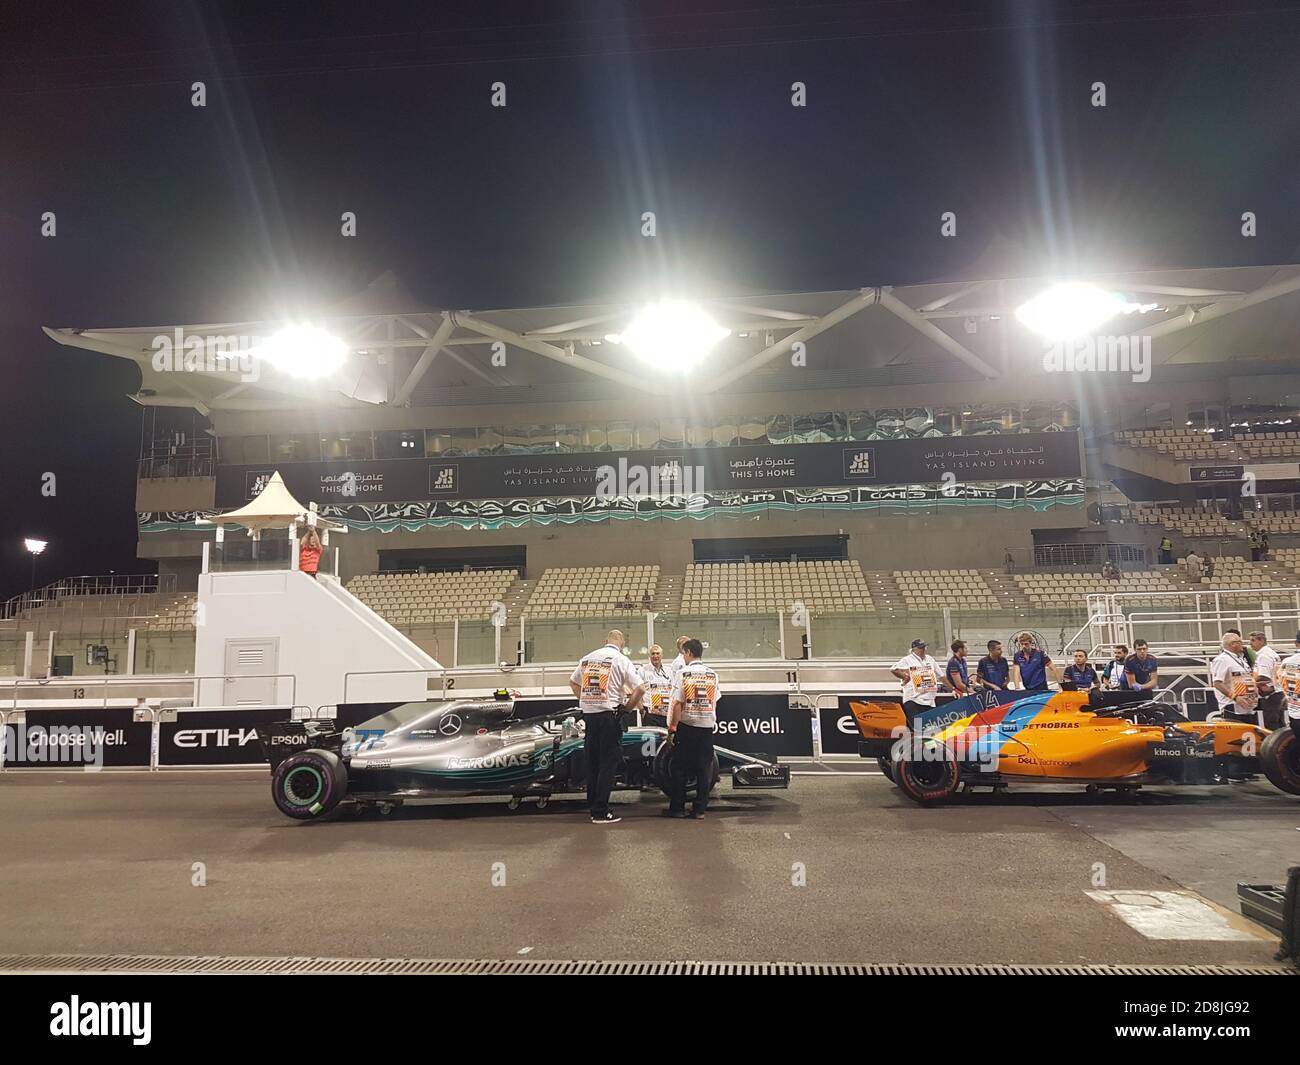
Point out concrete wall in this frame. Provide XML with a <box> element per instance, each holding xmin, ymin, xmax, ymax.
<box><xmin>194</xmin><ymin>570</ymin><xmax>438</xmax><ymax>709</ymax></box>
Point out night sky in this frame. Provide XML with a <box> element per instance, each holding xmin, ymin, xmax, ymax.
<box><xmin>2</xmin><ymin>0</ymin><xmax>1299</xmax><ymax>601</ymax></box>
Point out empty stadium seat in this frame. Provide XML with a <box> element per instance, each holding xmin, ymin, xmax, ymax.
<box><xmin>346</xmin><ymin>569</ymin><xmax>516</xmax><ymax>625</ymax></box>
<box><xmin>679</xmin><ymin>559</ymin><xmax>873</xmax><ymax>616</ymax></box>
<box><xmin>524</xmin><ymin>566</ymin><xmax>659</xmax><ymax>619</ymax></box>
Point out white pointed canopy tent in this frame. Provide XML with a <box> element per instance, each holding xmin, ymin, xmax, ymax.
<box><xmin>196</xmin><ymin>471</ymin><xmax>346</xmax><ymax>562</ymax></box>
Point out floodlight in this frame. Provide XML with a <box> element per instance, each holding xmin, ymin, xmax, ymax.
<box><xmin>24</xmin><ymin>539</ymin><xmax>47</xmax><ymax>555</ymax></box>
<box><xmin>255</xmin><ymin>324</ymin><xmax>349</xmax><ymax>378</ymax></box>
<box><xmin>1014</xmin><ymin>283</ymin><xmax>1128</xmax><ymax>341</ymax></box>
<box><xmin>606</xmin><ymin>300</ymin><xmax>729</xmax><ymax>371</ymax></box>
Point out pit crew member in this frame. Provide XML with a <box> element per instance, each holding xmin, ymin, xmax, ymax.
<box><xmin>1123</xmin><ymin>638</ymin><xmax>1159</xmax><ymax>693</ymax></box>
<box><xmin>891</xmin><ymin>638</ymin><xmax>951</xmax><ymax>726</ymax></box>
<box><xmin>639</xmin><ymin>644</ymin><xmax>673</xmax><ymax>727</ymax></box>
<box><xmin>570</xmin><ymin>629</ymin><xmax>645</xmax><ymax>824</ymax></box>
<box><xmin>1210</xmin><ymin>632</ymin><xmax>1259</xmax><ymax>724</ymax></box>
<box><xmin>664</xmin><ymin>638</ymin><xmax>721</xmax><ymax>820</ymax></box>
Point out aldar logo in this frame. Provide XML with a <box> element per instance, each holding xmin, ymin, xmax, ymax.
<box><xmin>429</xmin><ymin>463</ymin><xmax>458</xmax><ymax>494</ymax></box>
<box><xmin>246</xmin><ymin>470</ymin><xmax>275</xmax><ymax>500</ymax></box>
<box><xmin>595</xmin><ymin>457</ymin><xmax>705</xmax><ymax>504</ymax></box>
<box><xmin>842</xmin><ymin>448</ymin><xmax>876</xmax><ymax>479</ymax></box>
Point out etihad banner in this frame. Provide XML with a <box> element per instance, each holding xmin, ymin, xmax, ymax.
<box><xmin>142</xmin><ymin>479</ymin><xmax>1084</xmax><ymax>532</ymax></box>
<box><xmin>214</xmin><ymin>432</ymin><xmax>1080</xmax><ymax>505</ymax></box>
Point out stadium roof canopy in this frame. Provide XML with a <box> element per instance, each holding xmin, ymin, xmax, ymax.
<box><xmin>44</xmin><ymin>263</ymin><xmax>1300</xmax><ymax>414</ymax></box>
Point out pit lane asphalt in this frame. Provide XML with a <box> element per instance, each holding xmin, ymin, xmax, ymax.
<box><xmin>1</xmin><ymin>767</ymin><xmax>1295</xmax><ymax>966</ymax></box>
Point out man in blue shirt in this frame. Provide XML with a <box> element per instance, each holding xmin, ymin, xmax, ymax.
<box><xmin>976</xmin><ymin>639</ymin><xmax>1011</xmax><ymax>690</ymax></box>
<box><xmin>1062</xmin><ymin>649</ymin><xmax>1099</xmax><ymax>690</ymax></box>
<box><xmin>946</xmin><ymin>640</ymin><xmax>971</xmax><ymax>695</ymax></box>
<box><xmin>1124</xmin><ymin>639</ymin><xmax>1159</xmax><ymax>693</ymax></box>
<box><xmin>1012</xmin><ymin>632</ymin><xmax>1055</xmax><ymax>693</ymax></box>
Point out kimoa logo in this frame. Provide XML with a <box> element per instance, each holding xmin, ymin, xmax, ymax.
<box><xmin>448</xmin><ymin>753</ymin><xmax>531</xmax><ymax>769</ymax></box>
<box><xmin>50</xmin><ymin>996</ymin><xmax>151</xmax><ymax>1045</ymax></box>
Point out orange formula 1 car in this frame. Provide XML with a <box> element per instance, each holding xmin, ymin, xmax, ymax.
<box><xmin>850</xmin><ymin>688</ymin><xmax>1299</xmax><ymax>805</ymax></box>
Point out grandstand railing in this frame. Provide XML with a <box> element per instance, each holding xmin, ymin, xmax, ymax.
<box><xmin>1073</xmin><ymin>586</ymin><xmax>1300</xmax><ymax>660</ymax></box>
<box><xmin>1</xmin><ymin>574</ymin><xmax>178</xmax><ymax>621</ymax></box>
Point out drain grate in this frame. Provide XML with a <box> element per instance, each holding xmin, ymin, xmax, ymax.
<box><xmin>0</xmin><ymin>954</ymin><xmax>1292</xmax><ymax>976</ymax></box>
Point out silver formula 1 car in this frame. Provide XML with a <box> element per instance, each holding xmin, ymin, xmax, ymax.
<box><xmin>257</xmin><ymin>696</ymin><xmax>791</xmax><ymax>819</ymax></box>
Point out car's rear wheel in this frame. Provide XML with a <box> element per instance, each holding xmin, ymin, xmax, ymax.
<box><xmin>272</xmin><ymin>749</ymin><xmax>347</xmax><ymax>819</ymax></box>
<box><xmin>876</xmin><ymin>755</ymin><xmax>895</xmax><ymax>782</ymax></box>
<box><xmin>893</xmin><ymin>740</ymin><xmax>959</xmax><ymax>805</ymax></box>
<box><xmin>1260</xmin><ymin>727</ymin><xmax>1300</xmax><ymax>796</ymax></box>
<box><xmin>653</xmin><ymin>744</ymin><xmax>721</xmax><ymax>799</ymax></box>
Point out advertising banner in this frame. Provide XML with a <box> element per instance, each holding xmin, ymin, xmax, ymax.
<box><xmin>215</xmin><ymin>433</ymin><xmax>1080</xmax><ymax>506</ymax></box>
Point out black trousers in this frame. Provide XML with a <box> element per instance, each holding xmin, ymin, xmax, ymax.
<box><xmin>1258</xmin><ymin>691</ymin><xmax>1287</xmax><ymax>730</ymax></box>
<box><xmin>668</xmin><ymin>724</ymin><xmax>716</xmax><ymax>814</ymax></box>
<box><xmin>902</xmin><ymin>700</ymin><xmax>932</xmax><ymax>728</ymax></box>
<box><xmin>583</xmin><ymin>711</ymin><xmax>624</xmax><ymax>817</ymax></box>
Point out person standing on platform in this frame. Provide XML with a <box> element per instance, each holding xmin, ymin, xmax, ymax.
<box><xmin>1159</xmin><ymin>535</ymin><xmax>1174</xmax><ymax>565</ymax></box>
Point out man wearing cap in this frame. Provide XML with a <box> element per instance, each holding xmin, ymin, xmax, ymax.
<box><xmin>569</xmin><ymin>629</ymin><xmax>645</xmax><ymax>824</ymax></box>
<box><xmin>891</xmin><ymin>638</ymin><xmax>952</xmax><ymax>727</ymax></box>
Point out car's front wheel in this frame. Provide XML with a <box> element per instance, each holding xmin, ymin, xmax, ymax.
<box><xmin>272</xmin><ymin>749</ymin><xmax>348</xmax><ymax>819</ymax></box>
<box><xmin>653</xmin><ymin>744</ymin><xmax>721</xmax><ymax>799</ymax></box>
<box><xmin>1260</xmin><ymin>727</ymin><xmax>1300</xmax><ymax>796</ymax></box>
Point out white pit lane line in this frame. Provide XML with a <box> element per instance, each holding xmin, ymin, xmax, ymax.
<box><xmin>1086</xmin><ymin>890</ymin><xmax>1271</xmax><ymax>942</ymax></box>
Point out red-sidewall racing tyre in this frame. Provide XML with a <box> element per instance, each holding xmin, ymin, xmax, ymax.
<box><xmin>653</xmin><ymin>744</ymin><xmax>721</xmax><ymax>799</ymax></box>
<box><xmin>272</xmin><ymin>749</ymin><xmax>348</xmax><ymax>819</ymax></box>
<box><xmin>893</xmin><ymin>740</ymin><xmax>960</xmax><ymax>805</ymax></box>
<box><xmin>1260</xmin><ymin>727</ymin><xmax>1300</xmax><ymax>796</ymax></box>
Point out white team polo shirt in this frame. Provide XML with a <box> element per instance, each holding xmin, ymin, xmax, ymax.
<box><xmin>640</xmin><ymin>661</ymin><xmax>674</xmax><ymax>717</ymax></box>
<box><xmin>571</xmin><ymin>644</ymin><xmax>641</xmax><ymax>715</ymax></box>
<box><xmin>671</xmin><ymin>660</ymin><xmax>722</xmax><ymax>729</ymax></box>
<box><xmin>1210</xmin><ymin>650</ymin><xmax>1257</xmax><ymax>715</ymax></box>
<box><xmin>1279</xmin><ymin>651</ymin><xmax>1300</xmax><ymax>722</ymax></box>
<box><xmin>893</xmin><ymin>651</ymin><xmax>942</xmax><ymax>706</ymax></box>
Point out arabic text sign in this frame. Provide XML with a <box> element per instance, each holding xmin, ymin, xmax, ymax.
<box><xmin>217</xmin><ymin>433</ymin><xmax>1080</xmax><ymax>505</ymax></box>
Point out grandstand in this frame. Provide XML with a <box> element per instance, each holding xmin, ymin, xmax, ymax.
<box><xmin>681</xmin><ymin>560</ymin><xmax>871</xmax><ymax>615</ymax></box>
<box><xmin>525</xmin><ymin>565</ymin><xmax>659</xmax><ymax>619</ymax></box>
<box><xmin>348</xmin><ymin>569</ymin><xmax>515</xmax><ymax>624</ymax></box>
<box><xmin>13</xmin><ymin>262</ymin><xmax>1298</xmax><ymax>672</ymax></box>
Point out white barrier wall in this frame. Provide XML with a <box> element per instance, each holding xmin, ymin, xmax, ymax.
<box><xmin>194</xmin><ymin>570</ymin><xmax>438</xmax><ymax>711</ymax></box>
